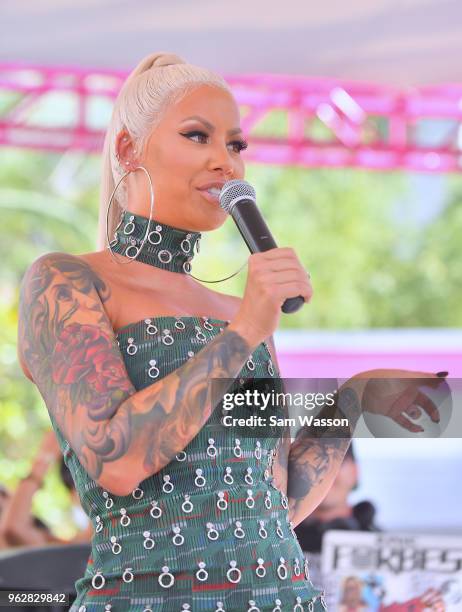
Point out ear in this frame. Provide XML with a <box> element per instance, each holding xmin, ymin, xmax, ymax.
<box><xmin>115</xmin><ymin>129</ymin><xmax>138</xmax><ymax>169</ymax></box>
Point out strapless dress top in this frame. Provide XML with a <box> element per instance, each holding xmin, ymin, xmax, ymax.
<box><xmin>48</xmin><ymin>315</ymin><xmax>326</xmax><ymax>612</ymax></box>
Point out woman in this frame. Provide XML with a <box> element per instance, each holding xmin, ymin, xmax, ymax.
<box><xmin>17</xmin><ymin>52</ymin><xmax>445</xmax><ymax>611</ymax></box>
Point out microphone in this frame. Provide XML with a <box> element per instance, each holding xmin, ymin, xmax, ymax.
<box><xmin>219</xmin><ymin>179</ymin><xmax>305</xmax><ymax>314</ymax></box>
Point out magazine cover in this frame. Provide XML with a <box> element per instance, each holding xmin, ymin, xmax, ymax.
<box><xmin>320</xmin><ymin>530</ymin><xmax>462</xmax><ymax>611</ymax></box>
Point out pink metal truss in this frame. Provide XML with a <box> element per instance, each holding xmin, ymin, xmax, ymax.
<box><xmin>1</xmin><ymin>62</ymin><xmax>462</xmax><ymax>172</ymax></box>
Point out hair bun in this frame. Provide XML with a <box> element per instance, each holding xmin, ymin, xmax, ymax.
<box><xmin>149</xmin><ymin>52</ymin><xmax>186</xmax><ymax>69</ymax></box>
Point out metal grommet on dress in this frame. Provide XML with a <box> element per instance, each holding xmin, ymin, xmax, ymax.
<box><xmin>158</xmin><ymin>249</ymin><xmax>172</xmax><ymax>264</ymax></box>
<box><xmin>272</xmin><ymin>599</ymin><xmax>282</xmax><ymax>612</ymax></box>
<box><xmin>226</xmin><ymin>560</ymin><xmax>241</xmax><ymax>584</ymax></box>
<box><xmin>194</xmin><ymin>326</ymin><xmax>206</xmax><ymax>342</ymax></box>
<box><xmin>246</xmin><ymin>355</ymin><xmax>255</xmax><ymax>371</ymax></box>
<box><xmin>162</xmin><ymin>475</ymin><xmax>174</xmax><ymax>493</ymax></box>
<box><xmin>110</xmin><ymin>535</ymin><xmax>121</xmax><ymax>555</ymax></box>
<box><xmin>148</xmin><ymin>225</ymin><xmax>163</xmax><ymax>245</ymax></box>
<box><xmin>256</xmin><ymin>557</ymin><xmax>266</xmax><ymax>578</ymax></box>
<box><xmin>122</xmin><ymin>567</ymin><xmax>134</xmax><ymax>583</ymax></box>
<box><xmin>258</xmin><ymin>520</ymin><xmax>268</xmax><ymax>539</ymax></box>
<box><xmin>148</xmin><ymin>359</ymin><xmax>160</xmax><ymax>379</ymax></box>
<box><xmin>206</xmin><ymin>522</ymin><xmax>219</xmax><ymax>541</ymax></box>
<box><xmin>195</xmin><ymin>561</ymin><xmax>208</xmax><ymax>582</ymax></box>
<box><xmin>217</xmin><ymin>491</ymin><xmax>228</xmax><ymax>510</ymax></box>
<box><xmin>202</xmin><ymin>316</ymin><xmax>214</xmax><ymax>330</ymax></box>
<box><xmin>127</xmin><ymin>337</ymin><xmax>138</xmax><ymax>356</ymax></box>
<box><xmin>176</xmin><ymin>450</ymin><xmax>187</xmax><ymax>462</ymax></box>
<box><xmin>120</xmin><ymin>508</ymin><xmax>131</xmax><ymax>527</ymax></box>
<box><xmin>161</xmin><ymin>329</ymin><xmax>174</xmax><ymax>345</ymax></box>
<box><xmin>180</xmin><ymin>234</ymin><xmax>192</xmax><ymax>253</ymax></box>
<box><xmin>194</xmin><ymin>468</ymin><xmax>206</xmax><ymax>487</ymax></box>
<box><xmin>233</xmin><ymin>438</ymin><xmax>242</xmax><ymax>458</ymax></box>
<box><xmin>102</xmin><ymin>491</ymin><xmax>113</xmax><ymax>509</ymax></box>
<box><xmin>95</xmin><ymin>515</ymin><xmax>103</xmax><ymax>533</ymax></box>
<box><xmin>123</xmin><ymin>215</ymin><xmax>135</xmax><ymax>235</ymax></box>
<box><xmin>125</xmin><ymin>239</ymin><xmax>140</xmax><ymax>259</ymax></box>
<box><xmin>158</xmin><ymin>566</ymin><xmax>175</xmax><ymax>589</ymax></box>
<box><xmin>277</xmin><ymin>557</ymin><xmax>288</xmax><ymax>580</ymax></box>
<box><xmin>143</xmin><ymin>530</ymin><xmax>155</xmax><ymax>550</ymax></box>
<box><xmin>207</xmin><ymin>438</ymin><xmax>217</xmax><ymax>457</ymax></box>
<box><xmin>215</xmin><ymin>602</ymin><xmax>225</xmax><ymax>612</ymax></box>
<box><xmin>244</xmin><ymin>467</ymin><xmax>253</xmax><ymax>485</ymax></box>
<box><xmin>304</xmin><ymin>558</ymin><xmax>310</xmax><ymax>581</ymax></box>
<box><xmin>293</xmin><ymin>596</ymin><xmax>304</xmax><ymax>612</ymax></box>
<box><xmin>150</xmin><ymin>500</ymin><xmax>162</xmax><ymax>519</ymax></box>
<box><xmin>182</xmin><ymin>494</ymin><xmax>193</xmax><ymax>513</ymax></box>
<box><xmin>233</xmin><ymin>521</ymin><xmax>245</xmax><ymax>539</ymax></box>
<box><xmin>264</xmin><ymin>490</ymin><xmax>272</xmax><ymax>509</ymax></box>
<box><xmin>91</xmin><ymin>570</ymin><xmax>105</xmax><ymax>590</ymax></box>
<box><xmin>293</xmin><ymin>557</ymin><xmax>301</xmax><ymax>576</ymax></box>
<box><xmin>245</xmin><ymin>489</ymin><xmax>255</xmax><ymax>509</ymax></box>
<box><xmin>132</xmin><ymin>486</ymin><xmax>144</xmax><ymax>500</ymax></box>
<box><xmin>276</xmin><ymin>519</ymin><xmax>284</xmax><ymax>539</ymax></box>
<box><xmin>247</xmin><ymin>600</ymin><xmax>260</xmax><ymax>612</ymax></box>
<box><xmin>172</xmin><ymin>526</ymin><xmax>185</xmax><ymax>546</ymax></box>
<box><xmin>254</xmin><ymin>441</ymin><xmax>262</xmax><ymax>460</ymax></box>
<box><xmin>145</xmin><ymin>318</ymin><xmax>158</xmax><ymax>335</ymax></box>
<box><xmin>224</xmin><ymin>466</ymin><xmax>234</xmax><ymax>485</ymax></box>
<box><xmin>175</xmin><ymin>317</ymin><xmax>186</xmax><ymax>329</ymax></box>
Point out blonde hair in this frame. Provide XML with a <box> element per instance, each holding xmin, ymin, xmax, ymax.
<box><xmin>97</xmin><ymin>51</ymin><xmax>232</xmax><ymax>250</ymax></box>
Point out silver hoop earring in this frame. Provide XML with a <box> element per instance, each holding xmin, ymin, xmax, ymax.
<box><xmin>105</xmin><ymin>165</ymin><xmax>154</xmax><ymax>265</ymax></box>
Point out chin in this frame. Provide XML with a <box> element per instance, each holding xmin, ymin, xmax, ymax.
<box><xmin>189</xmin><ymin>206</ymin><xmax>228</xmax><ymax>232</ymax></box>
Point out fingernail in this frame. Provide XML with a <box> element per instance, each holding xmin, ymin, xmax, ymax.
<box><xmin>436</xmin><ymin>371</ymin><xmax>449</xmax><ymax>378</ymax></box>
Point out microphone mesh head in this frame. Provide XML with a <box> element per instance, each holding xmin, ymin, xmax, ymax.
<box><xmin>219</xmin><ymin>179</ymin><xmax>256</xmax><ymax>213</ymax></box>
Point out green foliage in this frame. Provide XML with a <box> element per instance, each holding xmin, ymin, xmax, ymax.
<box><xmin>1</xmin><ymin>146</ymin><xmax>461</xmax><ymax>537</ymax></box>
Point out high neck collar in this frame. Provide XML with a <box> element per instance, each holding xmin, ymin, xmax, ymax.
<box><xmin>109</xmin><ymin>210</ymin><xmax>201</xmax><ymax>274</ymax></box>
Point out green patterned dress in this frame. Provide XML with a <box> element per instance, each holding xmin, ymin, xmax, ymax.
<box><xmin>49</xmin><ymin>315</ymin><xmax>326</xmax><ymax>612</ymax></box>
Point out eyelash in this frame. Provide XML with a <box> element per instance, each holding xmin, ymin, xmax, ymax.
<box><xmin>181</xmin><ymin>130</ymin><xmax>248</xmax><ymax>153</ymax></box>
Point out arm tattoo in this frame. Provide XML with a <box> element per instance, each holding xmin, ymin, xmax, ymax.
<box><xmin>18</xmin><ymin>253</ymin><xmax>252</xmax><ymax>490</ymax></box>
<box><xmin>286</xmin><ymin>386</ymin><xmax>360</xmax><ymax>521</ymax></box>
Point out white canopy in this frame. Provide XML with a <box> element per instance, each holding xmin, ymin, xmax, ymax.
<box><xmin>1</xmin><ymin>0</ymin><xmax>461</xmax><ymax>87</ymax></box>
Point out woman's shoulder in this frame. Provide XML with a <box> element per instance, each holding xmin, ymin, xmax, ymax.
<box><xmin>22</xmin><ymin>250</ymin><xmax>99</xmax><ymax>279</ymax></box>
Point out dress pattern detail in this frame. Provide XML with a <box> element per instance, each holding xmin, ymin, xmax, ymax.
<box><xmin>48</xmin><ymin>315</ymin><xmax>326</xmax><ymax>611</ymax></box>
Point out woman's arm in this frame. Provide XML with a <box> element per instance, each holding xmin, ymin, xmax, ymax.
<box><xmin>287</xmin><ymin>379</ymin><xmax>366</xmax><ymax>526</ymax></box>
<box><xmin>0</xmin><ymin>479</ymin><xmax>52</xmax><ymax>547</ymax></box>
<box><xmin>18</xmin><ymin>252</ymin><xmax>257</xmax><ymax>497</ymax></box>
<box><xmin>0</xmin><ymin>430</ymin><xmax>62</xmax><ymax>547</ymax></box>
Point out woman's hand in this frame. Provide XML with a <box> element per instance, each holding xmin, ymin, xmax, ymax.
<box><xmin>230</xmin><ymin>247</ymin><xmax>312</xmax><ymax>350</ymax></box>
<box><xmin>359</xmin><ymin>369</ymin><xmax>447</xmax><ymax>433</ymax></box>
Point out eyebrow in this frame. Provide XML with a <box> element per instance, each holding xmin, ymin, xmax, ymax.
<box><xmin>180</xmin><ymin>115</ymin><xmax>243</xmax><ymax>136</ymax></box>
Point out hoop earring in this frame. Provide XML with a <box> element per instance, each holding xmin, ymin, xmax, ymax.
<box><xmin>105</xmin><ymin>165</ymin><xmax>154</xmax><ymax>265</ymax></box>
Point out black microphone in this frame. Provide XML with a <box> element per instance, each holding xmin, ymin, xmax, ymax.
<box><xmin>219</xmin><ymin>179</ymin><xmax>305</xmax><ymax>314</ymax></box>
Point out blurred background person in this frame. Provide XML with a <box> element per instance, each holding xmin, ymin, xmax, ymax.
<box><xmin>0</xmin><ymin>430</ymin><xmax>92</xmax><ymax>548</ymax></box>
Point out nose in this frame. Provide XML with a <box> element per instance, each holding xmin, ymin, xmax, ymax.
<box><xmin>207</xmin><ymin>144</ymin><xmax>235</xmax><ymax>178</ymax></box>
